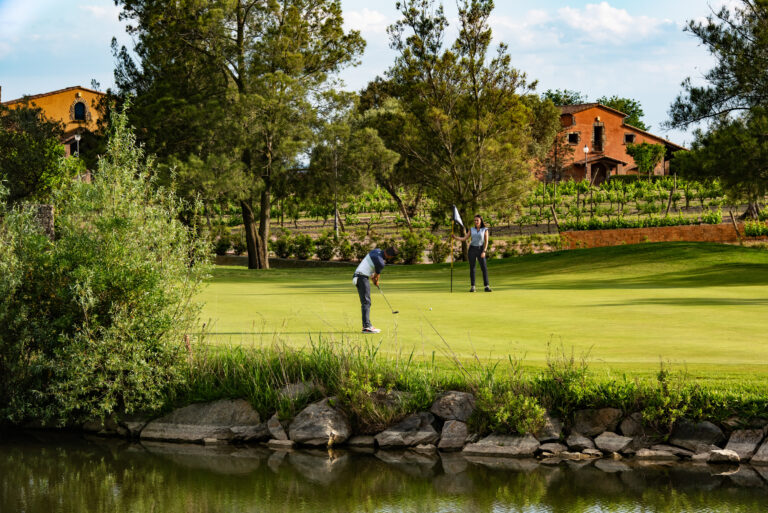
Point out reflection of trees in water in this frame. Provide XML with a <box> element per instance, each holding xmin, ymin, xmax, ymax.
<box><xmin>0</xmin><ymin>435</ymin><xmax>767</xmax><ymax>513</ymax></box>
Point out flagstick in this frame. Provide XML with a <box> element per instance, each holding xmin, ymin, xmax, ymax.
<box><xmin>450</xmin><ymin>220</ymin><xmax>454</xmax><ymax>293</ymax></box>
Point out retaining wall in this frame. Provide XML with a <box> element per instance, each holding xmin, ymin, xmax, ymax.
<box><xmin>560</xmin><ymin>223</ymin><xmax>755</xmax><ymax>250</ymax></box>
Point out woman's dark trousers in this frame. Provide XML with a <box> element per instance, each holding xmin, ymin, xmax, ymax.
<box><xmin>468</xmin><ymin>245</ymin><xmax>489</xmax><ymax>287</ymax></box>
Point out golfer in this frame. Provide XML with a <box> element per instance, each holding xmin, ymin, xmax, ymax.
<box><xmin>353</xmin><ymin>247</ymin><xmax>398</xmax><ymax>333</ymax></box>
<box><xmin>452</xmin><ymin>214</ymin><xmax>492</xmax><ymax>292</ymax></box>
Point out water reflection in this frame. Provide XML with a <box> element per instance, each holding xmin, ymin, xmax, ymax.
<box><xmin>0</xmin><ymin>432</ymin><xmax>766</xmax><ymax>513</ymax></box>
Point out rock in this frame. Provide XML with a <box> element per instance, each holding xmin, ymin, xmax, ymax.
<box><xmin>650</xmin><ymin>444</ymin><xmax>694</xmax><ymax>458</ymax></box>
<box><xmin>267</xmin><ymin>439</ymin><xmax>294</xmax><ymax>450</ymax></box>
<box><xmin>82</xmin><ymin>417</ymin><xmax>121</xmax><ymax>436</ymax></box>
<box><xmin>566</xmin><ymin>431</ymin><xmax>595</xmax><ymax>452</ymax></box>
<box><xmin>429</xmin><ymin>391</ymin><xmax>475</xmax><ymax>421</ymax></box>
<box><xmin>573</xmin><ymin>408</ymin><xmax>623</xmax><ymax>437</ymax></box>
<box><xmin>120</xmin><ymin>415</ymin><xmax>150</xmax><ymax>438</ymax></box>
<box><xmin>140</xmin><ymin>399</ymin><xmax>266</xmax><ymax>443</ymax></box>
<box><xmin>582</xmin><ymin>448</ymin><xmax>603</xmax><ymax>458</ymax></box>
<box><xmin>619</xmin><ymin>412</ymin><xmax>644</xmax><ymax>437</ymax></box>
<box><xmin>413</xmin><ymin>444</ymin><xmax>437</xmax><ymax>454</ymax></box>
<box><xmin>668</xmin><ymin>419</ymin><xmax>725</xmax><ymax>452</ymax></box>
<box><xmin>375</xmin><ymin>412</ymin><xmax>439</xmax><ymax>449</ymax></box>
<box><xmin>438</xmin><ymin>420</ymin><xmax>469</xmax><ymax>452</ymax></box>
<box><xmin>724</xmin><ymin>429</ymin><xmax>764</xmax><ymax>461</ymax></box>
<box><xmin>594</xmin><ymin>432</ymin><xmax>632</xmax><ymax>453</ymax></box>
<box><xmin>634</xmin><ymin>448</ymin><xmax>679</xmax><ymax>461</ymax></box>
<box><xmin>560</xmin><ymin>451</ymin><xmax>588</xmax><ymax>461</ymax></box>
<box><xmin>346</xmin><ymin>435</ymin><xmax>375</xmax><ymax>448</ymax></box>
<box><xmin>691</xmin><ymin>452</ymin><xmax>710</xmax><ymax>462</ymax></box>
<box><xmin>708</xmin><ymin>449</ymin><xmax>740</xmax><ymax>464</ymax></box>
<box><xmin>538</xmin><ymin>442</ymin><xmax>567</xmax><ymax>455</ymax></box>
<box><xmin>462</xmin><ymin>433</ymin><xmax>540</xmax><ymax>458</ymax></box>
<box><xmin>288</xmin><ymin>398</ymin><xmax>350</xmax><ymax>447</ymax></box>
<box><xmin>751</xmin><ymin>438</ymin><xmax>768</xmax><ymax>465</ymax></box>
<box><xmin>535</xmin><ymin>413</ymin><xmax>563</xmax><ymax>442</ymax></box>
<box><xmin>463</xmin><ymin>455</ymin><xmax>539</xmax><ymax>472</ymax></box>
<box><xmin>595</xmin><ymin>459</ymin><xmax>631</xmax><ymax>473</ymax></box>
<box><xmin>267</xmin><ymin>414</ymin><xmax>288</xmax><ymax>441</ymax></box>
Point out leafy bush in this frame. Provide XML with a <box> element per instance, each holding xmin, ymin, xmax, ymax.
<box><xmin>270</xmin><ymin>230</ymin><xmax>293</xmax><ymax>258</ymax></box>
<box><xmin>352</xmin><ymin>241</ymin><xmax>370</xmax><ymax>261</ymax></box>
<box><xmin>399</xmin><ymin>230</ymin><xmax>429</xmax><ymax>264</ymax></box>
<box><xmin>315</xmin><ymin>231</ymin><xmax>337</xmax><ymax>261</ymax></box>
<box><xmin>292</xmin><ymin>234</ymin><xmax>314</xmax><ymax>260</ymax></box>
<box><xmin>429</xmin><ymin>237</ymin><xmax>450</xmax><ymax>263</ymax></box>
<box><xmin>0</xmin><ymin>108</ymin><xmax>211</xmax><ymax>425</ymax></box>
<box><xmin>701</xmin><ymin>208</ymin><xmax>723</xmax><ymax>225</ymax></box>
<box><xmin>213</xmin><ymin>228</ymin><xmax>232</xmax><ymax>255</ymax></box>
<box><xmin>337</xmin><ymin>236</ymin><xmax>354</xmax><ymax>261</ymax></box>
<box><xmin>745</xmin><ymin>221</ymin><xmax>768</xmax><ymax>237</ymax></box>
<box><xmin>232</xmin><ymin>231</ymin><xmax>247</xmax><ymax>255</ymax></box>
<box><xmin>472</xmin><ymin>384</ymin><xmax>546</xmax><ymax>435</ymax></box>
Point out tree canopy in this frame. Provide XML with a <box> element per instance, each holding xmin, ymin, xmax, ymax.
<box><xmin>597</xmin><ymin>95</ymin><xmax>648</xmax><ymax>131</ymax></box>
<box><xmin>542</xmin><ymin>89</ymin><xmax>588</xmax><ymax>106</ymax></box>
<box><xmin>385</xmin><ymin>0</ymin><xmax>559</xmax><ymax>228</ymax></box>
<box><xmin>114</xmin><ymin>0</ymin><xmax>365</xmax><ymax>268</ymax></box>
<box><xmin>668</xmin><ymin>1</ymin><xmax>768</xmax><ymax>128</ymax></box>
<box><xmin>0</xmin><ymin>104</ymin><xmax>76</xmax><ymax>204</ymax></box>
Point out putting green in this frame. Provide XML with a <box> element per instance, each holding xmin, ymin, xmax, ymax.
<box><xmin>199</xmin><ymin>242</ymin><xmax>768</xmax><ymax>373</ymax></box>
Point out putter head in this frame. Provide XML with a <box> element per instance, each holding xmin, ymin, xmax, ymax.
<box><xmin>393</xmin><ymin>310</ymin><xmax>399</xmax><ymax>314</ymax></box>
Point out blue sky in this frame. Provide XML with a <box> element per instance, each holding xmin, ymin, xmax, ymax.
<box><xmin>0</xmin><ymin>0</ymin><xmax>737</xmax><ymax>145</ymax></box>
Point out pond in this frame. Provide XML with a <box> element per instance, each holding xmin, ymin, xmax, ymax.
<box><xmin>1</xmin><ymin>432</ymin><xmax>767</xmax><ymax>512</ymax></box>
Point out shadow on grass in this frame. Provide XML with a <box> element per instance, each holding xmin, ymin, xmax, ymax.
<box><xmin>590</xmin><ymin>297</ymin><xmax>768</xmax><ymax>307</ymax></box>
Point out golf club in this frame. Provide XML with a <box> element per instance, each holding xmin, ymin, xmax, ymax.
<box><xmin>376</xmin><ymin>284</ymin><xmax>399</xmax><ymax>314</ymax></box>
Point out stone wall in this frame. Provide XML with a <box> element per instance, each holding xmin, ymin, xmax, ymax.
<box><xmin>34</xmin><ymin>204</ymin><xmax>55</xmax><ymax>240</ymax></box>
<box><xmin>560</xmin><ymin>223</ymin><xmax>760</xmax><ymax>250</ymax></box>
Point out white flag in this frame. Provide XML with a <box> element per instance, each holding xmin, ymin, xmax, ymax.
<box><xmin>451</xmin><ymin>205</ymin><xmax>464</xmax><ymax>229</ymax></box>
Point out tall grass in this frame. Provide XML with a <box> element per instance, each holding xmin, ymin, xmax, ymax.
<box><xmin>173</xmin><ymin>335</ymin><xmax>768</xmax><ymax>437</ymax></box>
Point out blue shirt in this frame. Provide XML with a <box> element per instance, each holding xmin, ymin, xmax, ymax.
<box><xmin>354</xmin><ymin>248</ymin><xmax>387</xmax><ymax>277</ymax></box>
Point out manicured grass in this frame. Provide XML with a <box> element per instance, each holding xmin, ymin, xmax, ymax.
<box><xmin>199</xmin><ymin>242</ymin><xmax>768</xmax><ymax>380</ymax></box>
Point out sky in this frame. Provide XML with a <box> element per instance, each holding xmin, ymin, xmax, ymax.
<box><xmin>0</xmin><ymin>0</ymin><xmax>739</xmax><ymax>145</ymax></box>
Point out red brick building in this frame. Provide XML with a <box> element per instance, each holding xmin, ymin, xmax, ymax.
<box><xmin>552</xmin><ymin>103</ymin><xmax>685</xmax><ymax>184</ymax></box>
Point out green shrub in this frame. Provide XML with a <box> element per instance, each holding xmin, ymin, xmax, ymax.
<box><xmin>232</xmin><ymin>231</ymin><xmax>247</xmax><ymax>255</ymax></box>
<box><xmin>472</xmin><ymin>384</ymin><xmax>546</xmax><ymax>435</ymax></box>
<box><xmin>337</xmin><ymin>236</ymin><xmax>354</xmax><ymax>261</ymax></box>
<box><xmin>701</xmin><ymin>208</ymin><xmax>723</xmax><ymax>225</ymax></box>
<box><xmin>745</xmin><ymin>221</ymin><xmax>768</xmax><ymax>237</ymax></box>
<box><xmin>315</xmin><ymin>231</ymin><xmax>337</xmax><ymax>261</ymax></box>
<box><xmin>213</xmin><ymin>226</ymin><xmax>231</xmax><ymax>255</ymax></box>
<box><xmin>352</xmin><ymin>241</ymin><xmax>370</xmax><ymax>261</ymax></box>
<box><xmin>429</xmin><ymin>237</ymin><xmax>450</xmax><ymax>263</ymax></box>
<box><xmin>398</xmin><ymin>230</ymin><xmax>429</xmax><ymax>264</ymax></box>
<box><xmin>292</xmin><ymin>234</ymin><xmax>314</xmax><ymax>260</ymax></box>
<box><xmin>271</xmin><ymin>230</ymin><xmax>293</xmax><ymax>258</ymax></box>
<box><xmin>0</xmin><ymin>108</ymin><xmax>211</xmax><ymax>425</ymax></box>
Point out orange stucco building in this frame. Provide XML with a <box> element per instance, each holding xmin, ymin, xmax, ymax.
<box><xmin>553</xmin><ymin>103</ymin><xmax>685</xmax><ymax>184</ymax></box>
<box><xmin>1</xmin><ymin>85</ymin><xmax>106</xmax><ymax>157</ymax></box>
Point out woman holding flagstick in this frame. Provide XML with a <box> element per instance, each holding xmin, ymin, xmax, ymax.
<box><xmin>452</xmin><ymin>214</ymin><xmax>492</xmax><ymax>292</ymax></box>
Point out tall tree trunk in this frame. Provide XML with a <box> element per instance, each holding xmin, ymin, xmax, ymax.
<box><xmin>258</xmin><ymin>184</ymin><xmax>271</xmax><ymax>269</ymax></box>
<box><xmin>241</xmin><ymin>200</ymin><xmax>264</xmax><ymax>269</ymax></box>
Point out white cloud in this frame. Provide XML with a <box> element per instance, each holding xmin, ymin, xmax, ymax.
<box><xmin>558</xmin><ymin>2</ymin><xmax>673</xmax><ymax>42</ymax></box>
<box><xmin>80</xmin><ymin>4</ymin><xmax>123</xmax><ymax>20</ymax></box>
<box><xmin>344</xmin><ymin>8</ymin><xmax>390</xmax><ymax>36</ymax></box>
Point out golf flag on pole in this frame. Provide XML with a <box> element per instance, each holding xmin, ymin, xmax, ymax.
<box><xmin>451</xmin><ymin>205</ymin><xmax>464</xmax><ymax>229</ymax></box>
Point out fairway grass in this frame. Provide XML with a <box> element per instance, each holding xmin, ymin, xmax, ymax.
<box><xmin>198</xmin><ymin>242</ymin><xmax>768</xmax><ymax>380</ymax></box>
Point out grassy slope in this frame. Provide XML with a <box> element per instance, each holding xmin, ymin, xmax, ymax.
<box><xmin>199</xmin><ymin>242</ymin><xmax>768</xmax><ymax>379</ymax></box>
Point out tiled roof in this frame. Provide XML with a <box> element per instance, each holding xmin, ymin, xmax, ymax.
<box><xmin>2</xmin><ymin>85</ymin><xmax>105</xmax><ymax>105</ymax></box>
<box><xmin>558</xmin><ymin>103</ymin><xmax>600</xmax><ymax>115</ymax></box>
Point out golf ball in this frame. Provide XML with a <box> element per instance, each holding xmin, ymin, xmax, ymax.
<box><xmin>429</xmin><ymin>307</ymin><xmax>432</xmax><ymax>311</ymax></box>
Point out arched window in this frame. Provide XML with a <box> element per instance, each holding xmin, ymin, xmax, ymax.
<box><xmin>74</xmin><ymin>102</ymin><xmax>86</xmax><ymax>121</ymax></box>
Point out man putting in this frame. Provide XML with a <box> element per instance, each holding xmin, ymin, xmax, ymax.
<box><xmin>353</xmin><ymin>246</ymin><xmax>398</xmax><ymax>334</ymax></box>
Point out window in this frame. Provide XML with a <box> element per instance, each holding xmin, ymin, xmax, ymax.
<box><xmin>567</xmin><ymin>132</ymin><xmax>580</xmax><ymax>145</ymax></box>
<box><xmin>593</xmin><ymin>125</ymin><xmax>604</xmax><ymax>152</ymax></box>
<box><xmin>74</xmin><ymin>102</ymin><xmax>86</xmax><ymax>121</ymax></box>
<box><xmin>624</xmin><ymin>133</ymin><xmax>636</xmax><ymax>144</ymax></box>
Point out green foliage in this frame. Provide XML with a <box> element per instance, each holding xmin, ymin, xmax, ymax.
<box><xmin>561</xmin><ymin>214</ymin><xmax>695</xmax><ymax>231</ymax></box>
<box><xmin>745</xmin><ymin>221</ymin><xmax>768</xmax><ymax>237</ymax></box>
<box><xmin>473</xmin><ymin>383</ymin><xmax>546</xmax><ymax>435</ymax></box>
<box><xmin>315</xmin><ymin>231</ymin><xmax>337</xmax><ymax>261</ymax></box>
<box><xmin>541</xmin><ymin>89</ymin><xmax>588</xmax><ymax>105</ymax></box>
<box><xmin>0</xmin><ymin>103</ymin><xmax>71</xmax><ymax>204</ymax></box>
<box><xmin>337</xmin><ymin>235</ymin><xmax>354</xmax><ymax>261</ymax></box>
<box><xmin>429</xmin><ymin>237</ymin><xmax>451</xmax><ymax>264</ymax></box>
<box><xmin>596</xmin><ymin>95</ymin><xmax>648</xmax><ymax>130</ymax></box>
<box><xmin>398</xmin><ymin>229</ymin><xmax>430</xmax><ymax>265</ymax></box>
<box><xmin>701</xmin><ymin>208</ymin><xmax>723</xmax><ymax>225</ymax></box>
<box><xmin>270</xmin><ymin>230</ymin><xmax>293</xmax><ymax>259</ymax></box>
<box><xmin>626</xmin><ymin>142</ymin><xmax>666</xmax><ymax>178</ymax></box>
<box><xmin>291</xmin><ymin>234</ymin><xmax>314</xmax><ymax>260</ymax></box>
<box><xmin>0</xmin><ymin>108</ymin><xmax>211</xmax><ymax>425</ymax></box>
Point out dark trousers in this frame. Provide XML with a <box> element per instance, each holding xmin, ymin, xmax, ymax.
<box><xmin>468</xmin><ymin>245</ymin><xmax>489</xmax><ymax>287</ymax></box>
<box><xmin>355</xmin><ymin>274</ymin><xmax>371</xmax><ymax>328</ymax></box>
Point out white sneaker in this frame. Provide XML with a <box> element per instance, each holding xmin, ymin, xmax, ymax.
<box><xmin>362</xmin><ymin>326</ymin><xmax>381</xmax><ymax>334</ymax></box>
